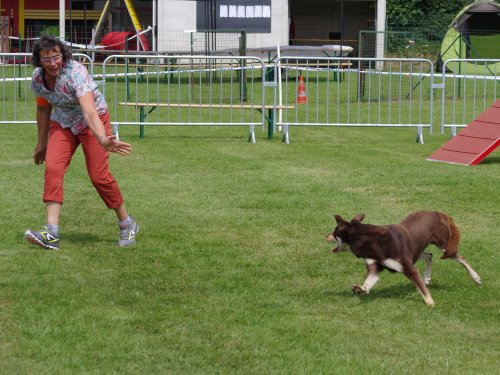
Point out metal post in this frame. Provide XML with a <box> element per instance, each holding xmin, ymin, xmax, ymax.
<box><xmin>267</xmin><ymin>109</ymin><xmax>274</xmax><ymax>140</ymax></box>
<box><xmin>17</xmin><ymin>33</ymin><xmax>21</xmax><ymax>97</ymax></box>
<box><xmin>282</xmin><ymin>124</ymin><xmax>289</xmax><ymax>144</ymax></box>
<box><xmin>248</xmin><ymin>124</ymin><xmax>256</xmax><ymax>143</ymax></box>
<box><xmin>125</xmin><ymin>42</ymin><xmax>129</xmax><ymax>101</ymax></box>
<box><xmin>139</xmin><ymin>105</ymin><xmax>145</xmax><ymax>138</ymax></box>
<box><xmin>239</xmin><ymin>31</ymin><xmax>247</xmax><ymax>102</ymax></box>
<box><xmin>59</xmin><ymin>0</ymin><xmax>65</xmax><ymax>40</ymax></box>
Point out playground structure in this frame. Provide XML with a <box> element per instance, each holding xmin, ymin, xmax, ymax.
<box><xmin>0</xmin><ymin>0</ymin><xmax>150</xmax><ymax>53</ymax></box>
<box><xmin>94</xmin><ymin>0</ymin><xmax>149</xmax><ymax>52</ymax></box>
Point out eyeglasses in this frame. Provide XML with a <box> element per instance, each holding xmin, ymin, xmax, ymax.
<box><xmin>40</xmin><ymin>54</ymin><xmax>62</xmax><ymax>64</ymax></box>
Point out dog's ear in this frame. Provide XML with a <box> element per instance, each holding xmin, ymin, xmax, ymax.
<box><xmin>334</xmin><ymin>214</ymin><xmax>346</xmax><ymax>224</ymax></box>
<box><xmin>351</xmin><ymin>213</ymin><xmax>365</xmax><ymax>223</ymax></box>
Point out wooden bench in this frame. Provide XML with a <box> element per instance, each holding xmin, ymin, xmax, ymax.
<box><xmin>118</xmin><ymin>102</ymin><xmax>295</xmax><ymax>142</ymax></box>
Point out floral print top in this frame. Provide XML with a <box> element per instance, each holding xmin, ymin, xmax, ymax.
<box><xmin>31</xmin><ymin>59</ymin><xmax>107</xmax><ymax>134</ymax></box>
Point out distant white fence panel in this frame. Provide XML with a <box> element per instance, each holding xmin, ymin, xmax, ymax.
<box><xmin>0</xmin><ymin>53</ymin><xmax>92</xmax><ymax>125</ymax></box>
<box><xmin>1</xmin><ymin>52</ymin><xmax>499</xmax><ymax>144</ymax></box>
<box><xmin>272</xmin><ymin>57</ymin><xmax>435</xmax><ymax>144</ymax></box>
<box><xmin>102</xmin><ymin>54</ymin><xmax>267</xmax><ymax>143</ymax></box>
<box><xmin>439</xmin><ymin>59</ymin><xmax>499</xmax><ymax>135</ymax></box>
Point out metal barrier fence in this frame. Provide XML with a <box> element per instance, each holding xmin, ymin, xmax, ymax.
<box><xmin>0</xmin><ymin>53</ymin><xmax>33</xmax><ymax>125</ymax></box>
<box><xmin>0</xmin><ymin>53</ymin><xmax>93</xmax><ymax>125</ymax></box>
<box><xmin>273</xmin><ymin>57</ymin><xmax>434</xmax><ymax>143</ymax></box>
<box><xmin>101</xmin><ymin>54</ymin><xmax>267</xmax><ymax>143</ymax></box>
<box><xmin>1</xmin><ymin>52</ymin><xmax>499</xmax><ymax>144</ymax></box>
<box><xmin>439</xmin><ymin>59</ymin><xmax>500</xmax><ymax>135</ymax></box>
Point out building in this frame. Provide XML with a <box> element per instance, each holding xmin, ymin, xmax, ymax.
<box><xmin>0</xmin><ymin>0</ymin><xmax>383</xmax><ymax>55</ymax></box>
<box><xmin>158</xmin><ymin>0</ymin><xmax>378</xmax><ymax>53</ymax></box>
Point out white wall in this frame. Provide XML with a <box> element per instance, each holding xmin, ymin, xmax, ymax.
<box><xmin>247</xmin><ymin>0</ymin><xmax>289</xmax><ymax>48</ymax></box>
<box><xmin>157</xmin><ymin>0</ymin><xmax>197</xmax><ymax>52</ymax></box>
<box><xmin>157</xmin><ymin>0</ymin><xmax>289</xmax><ymax>52</ymax></box>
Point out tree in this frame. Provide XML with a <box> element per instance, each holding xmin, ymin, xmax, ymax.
<box><xmin>387</xmin><ymin>0</ymin><xmax>475</xmax><ymax>33</ymax></box>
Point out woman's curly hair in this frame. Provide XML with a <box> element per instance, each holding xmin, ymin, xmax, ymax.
<box><xmin>31</xmin><ymin>36</ymin><xmax>72</xmax><ymax>67</ymax></box>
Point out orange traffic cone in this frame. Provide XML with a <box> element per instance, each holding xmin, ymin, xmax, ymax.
<box><xmin>296</xmin><ymin>75</ymin><xmax>307</xmax><ymax>104</ymax></box>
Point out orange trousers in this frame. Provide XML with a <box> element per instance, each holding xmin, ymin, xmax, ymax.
<box><xmin>43</xmin><ymin>112</ymin><xmax>124</xmax><ymax>209</ymax></box>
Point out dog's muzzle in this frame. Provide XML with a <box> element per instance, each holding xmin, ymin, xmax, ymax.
<box><xmin>326</xmin><ymin>233</ymin><xmax>349</xmax><ymax>253</ymax></box>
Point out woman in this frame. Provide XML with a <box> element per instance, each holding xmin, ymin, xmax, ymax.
<box><xmin>25</xmin><ymin>36</ymin><xmax>138</xmax><ymax>250</ymax></box>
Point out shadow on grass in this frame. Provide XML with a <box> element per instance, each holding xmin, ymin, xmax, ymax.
<box><xmin>65</xmin><ymin>232</ymin><xmax>102</xmax><ymax>245</ymax></box>
<box><xmin>322</xmin><ymin>281</ymin><xmax>450</xmax><ymax>303</ymax></box>
<box><xmin>479</xmin><ymin>155</ymin><xmax>500</xmax><ymax>165</ymax></box>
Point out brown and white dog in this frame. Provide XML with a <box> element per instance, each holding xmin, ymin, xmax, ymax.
<box><xmin>325</xmin><ymin>211</ymin><xmax>482</xmax><ymax>306</ymax></box>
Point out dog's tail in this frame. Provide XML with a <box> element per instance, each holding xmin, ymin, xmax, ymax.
<box><xmin>438</xmin><ymin>212</ymin><xmax>460</xmax><ymax>259</ymax></box>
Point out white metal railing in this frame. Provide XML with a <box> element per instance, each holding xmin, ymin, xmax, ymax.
<box><xmin>0</xmin><ymin>53</ymin><xmax>93</xmax><ymax>125</ymax></box>
<box><xmin>101</xmin><ymin>54</ymin><xmax>267</xmax><ymax>143</ymax></box>
<box><xmin>440</xmin><ymin>59</ymin><xmax>499</xmax><ymax>135</ymax></box>
<box><xmin>273</xmin><ymin>57</ymin><xmax>434</xmax><ymax>144</ymax></box>
<box><xmin>1</xmin><ymin>52</ymin><xmax>499</xmax><ymax>144</ymax></box>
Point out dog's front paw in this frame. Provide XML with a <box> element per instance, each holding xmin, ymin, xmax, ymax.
<box><xmin>352</xmin><ymin>284</ymin><xmax>368</xmax><ymax>295</ymax></box>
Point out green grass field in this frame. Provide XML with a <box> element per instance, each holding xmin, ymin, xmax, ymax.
<box><xmin>1</xmin><ymin>121</ymin><xmax>499</xmax><ymax>374</ymax></box>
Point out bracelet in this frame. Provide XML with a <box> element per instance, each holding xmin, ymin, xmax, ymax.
<box><xmin>97</xmin><ymin>135</ymin><xmax>104</xmax><ymax>145</ymax></box>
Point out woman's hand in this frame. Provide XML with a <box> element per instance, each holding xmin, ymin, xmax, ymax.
<box><xmin>99</xmin><ymin>135</ymin><xmax>132</xmax><ymax>156</ymax></box>
<box><xmin>33</xmin><ymin>143</ymin><xmax>47</xmax><ymax>165</ymax></box>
